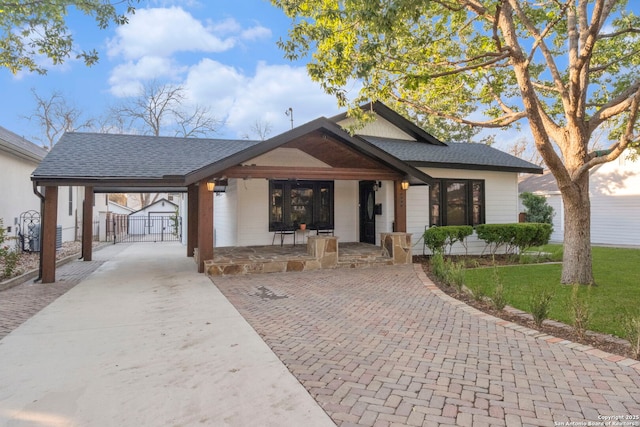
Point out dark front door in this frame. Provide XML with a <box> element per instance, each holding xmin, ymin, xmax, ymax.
<box><xmin>359</xmin><ymin>181</ymin><xmax>376</xmax><ymax>244</ymax></box>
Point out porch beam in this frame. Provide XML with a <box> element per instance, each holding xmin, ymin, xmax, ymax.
<box><xmin>221</xmin><ymin>166</ymin><xmax>402</xmax><ymax>181</ymax></box>
<box><xmin>187</xmin><ymin>184</ymin><xmax>198</xmax><ymax>258</ymax></box>
<box><xmin>82</xmin><ymin>186</ymin><xmax>93</xmax><ymax>261</ymax></box>
<box><xmin>394</xmin><ymin>180</ymin><xmax>407</xmax><ymax>232</ymax></box>
<box><xmin>197</xmin><ymin>180</ymin><xmax>213</xmax><ymax>273</ymax></box>
<box><xmin>41</xmin><ymin>186</ymin><xmax>59</xmax><ymax>283</ymax></box>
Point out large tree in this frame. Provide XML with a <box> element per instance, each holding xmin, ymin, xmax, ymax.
<box><xmin>1</xmin><ymin>0</ymin><xmax>137</xmax><ymax>74</ymax></box>
<box><xmin>273</xmin><ymin>0</ymin><xmax>640</xmax><ymax>285</ymax></box>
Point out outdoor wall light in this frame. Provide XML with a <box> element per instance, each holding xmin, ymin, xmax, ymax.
<box><xmin>206</xmin><ymin>180</ymin><xmax>216</xmax><ymax>192</ymax></box>
<box><xmin>373</xmin><ymin>181</ymin><xmax>382</xmax><ymax>191</ymax></box>
<box><xmin>401</xmin><ymin>180</ymin><xmax>410</xmax><ymax>191</ymax></box>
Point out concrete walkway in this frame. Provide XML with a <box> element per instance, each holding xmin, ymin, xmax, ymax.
<box><xmin>0</xmin><ymin>243</ymin><xmax>335</xmax><ymax>427</ymax></box>
<box><xmin>212</xmin><ymin>265</ymin><xmax>640</xmax><ymax>427</ymax></box>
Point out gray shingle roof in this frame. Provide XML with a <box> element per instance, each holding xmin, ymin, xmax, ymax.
<box><xmin>519</xmin><ymin>170</ymin><xmax>559</xmax><ymax>193</ymax></box>
<box><xmin>362</xmin><ymin>136</ymin><xmax>543</xmax><ymax>173</ymax></box>
<box><xmin>0</xmin><ymin>126</ymin><xmax>48</xmax><ymax>161</ymax></box>
<box><xmin>32</xmin><ymin>132</ymin><xmax>261</xmax><ymax>180</ymax></box>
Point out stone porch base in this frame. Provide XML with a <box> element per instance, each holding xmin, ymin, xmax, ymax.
<box><xmin>204</xmin><ymin>233</ymin><xmax>412</xmax><ymax>277</ymax></box>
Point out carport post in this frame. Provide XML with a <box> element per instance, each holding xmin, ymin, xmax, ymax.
<box><xmin>197</xmin><ymin>179</ymin><xmax>213</xmax><ymax>273</ymax></box>
<box><xmin>82</xmin><ymin>186</ymin><xmax>94</xmax><ymax>261</ymax></box>
<box><xmin>41</xmin><ymin>186</ymin><xmax>59</xmax><ymax>283</ymax></box>
<box><xmin>187</xmin><ymin>184</ymin><xmax>198</xmax><ymax>258</ymax></box>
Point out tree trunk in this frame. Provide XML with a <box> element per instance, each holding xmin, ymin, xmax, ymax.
<box><xmin>560</xmin><ymin>173</ymin><xmax>595</xmax><ymax>285</ymax></box>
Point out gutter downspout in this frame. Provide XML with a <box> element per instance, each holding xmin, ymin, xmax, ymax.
<box><xmin>32</xmin><ymin>181</ymin><xmax>45</xmax><ymax>283</ymax></box>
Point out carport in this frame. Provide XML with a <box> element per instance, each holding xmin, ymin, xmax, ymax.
<box><xmin>30</xmin><ymin>133</ymin><xmax>262</xmax><ymax>283</ymax></box>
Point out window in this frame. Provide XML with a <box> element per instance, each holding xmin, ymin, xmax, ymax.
<box><xmin>269</xmin><ymin>180</ymin><xmax>334</xmax><ymax>230</ymax></box>
<box><xmin>429</xmin><ymin>179</ymin><xmax>485</xmax><ymax>226</ymax></box>
<box><xmin>68</xmin><ymin>186</ymin><xmax>73</xmax><ymax>216</ymax></box>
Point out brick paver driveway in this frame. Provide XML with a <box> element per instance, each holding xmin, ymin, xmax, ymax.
<box><xmin>211</xmin><ymin>264</ymin><xmax>640</xmax><ymax>427</ymax></box>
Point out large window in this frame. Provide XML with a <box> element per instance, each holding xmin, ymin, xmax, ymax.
<box><xmin>429</xmin><ymin>179</ymin><xmax>485</xmax><ymax>226</ymax></box>
<box><xmin>269</xmin><ymin>180</ymin><xmax>334</xmax><ymax>231</ymax></box>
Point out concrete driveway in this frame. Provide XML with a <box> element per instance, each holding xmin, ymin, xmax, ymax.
<box><xmin>0</xmin><ymin>243</ymin><xmax>335</xmax><ymax>427</ymax></box>
<box><xmin>211</xmin><ymin>265</ymin><xmax>640</xmax><ymax>427</ymax></box>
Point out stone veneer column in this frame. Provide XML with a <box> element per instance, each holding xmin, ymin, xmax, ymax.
<box><xmin>307</xmin><ymin>236</ymin><xmax>338</xmax><ymax>268</ymax></box>
<box><xmin>380</xmin><ymin>232</ymin><xmax>413</xmax><ymax>265</ymax></box>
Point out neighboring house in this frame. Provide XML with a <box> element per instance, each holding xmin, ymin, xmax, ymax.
<box><xmin>519</xmin><ymin>156</ymin><xmax>640</xmax><ymax>246</ymax></box>
<box><xmin>0</xmin><ymin>126</ymin><xmax>47</xmax><ymax>237</ymax></box>
<box><xmin>0</xmin><ymin>125</ymin><xmax>108</xmax><ymax>248</ymax></box>
<box><xmin>127</xmin><ymin>198</ymin><xmax>179</xmax><ymax>237</ymax></box>
<box><xmin>107</xmin><ymin>200</ymin><xmax>135</xmax><ymax>215</ymax></box>
<box><xmin>31</xmin><ymin>102</ymin><xmax>542</xmax><ymax>280</ymax></box>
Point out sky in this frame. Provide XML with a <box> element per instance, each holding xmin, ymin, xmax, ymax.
<box><xmin>0</xmin><ymin>0</ymin><xmax>345</xmax><ymax>146</ymax></box>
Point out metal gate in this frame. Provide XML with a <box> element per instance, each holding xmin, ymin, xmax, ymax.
<box><xmin>108</xmin><ymin>214</ymin><xmax>182</xmax><ymax>243</ymax></box>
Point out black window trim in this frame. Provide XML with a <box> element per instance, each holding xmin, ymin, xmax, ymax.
<box><xmin>429</xmin><ymin>178</ymin><xmax>485</xmax><ymax>226</ymax></box>
<box><xmin>268</xmin><ymin>180</ymin><xmax>334</xmax><ymax>231</ymax></box>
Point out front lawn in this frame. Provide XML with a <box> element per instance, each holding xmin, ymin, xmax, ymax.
<box><xmin>463</xmin><ymin>245</ymin><xmax>640</xmax><ymax>339</ymax></box>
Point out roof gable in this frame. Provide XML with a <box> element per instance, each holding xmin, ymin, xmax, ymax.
<box><xmin>331</xmin><ymin>101</ymin><xmax>446</xmax><ymax>146</ymax></box>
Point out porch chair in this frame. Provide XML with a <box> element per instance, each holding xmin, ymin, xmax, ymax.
<box><xmin>272</xmin><ymin>223</ymin><xmax>296</xmax><ymax>246</ymax></box>
<box><xmin>315</xmin><ymin>223</ymin><xmax>334</xmax><ymax>236</ymax></box>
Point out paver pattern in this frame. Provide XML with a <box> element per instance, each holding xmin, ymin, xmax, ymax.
<box><xmin>0</xmin><ymin>260</ymin><xmax>103</xmax><ymax>339</ymax></box>
<box><xmin>212</xmin><ymin>264</ymin><xmax>640</xmax><ymax>427</ymax></box>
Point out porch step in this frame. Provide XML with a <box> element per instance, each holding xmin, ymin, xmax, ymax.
<box><xmin>337</xmin><ymin>254</ymin><xmax>394</xmax><ymax>269</ymax></box>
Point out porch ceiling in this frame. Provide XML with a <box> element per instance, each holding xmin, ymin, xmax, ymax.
<box><xmin>217</xmin><ymin>130</ymin><xmax>406</xmax><ymax>181</ymax></box>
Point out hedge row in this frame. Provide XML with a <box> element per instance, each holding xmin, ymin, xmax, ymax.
<box><xmin>422</xmin><ymin>223</ymin><xmax>552</xmax><ymax>255</ymax></box>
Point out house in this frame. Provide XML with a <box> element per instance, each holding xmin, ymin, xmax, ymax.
<box><xmin>0</xmin><ymin>126</ymin><xmax>47</xmax><ymax>237</ymax></box>
<box><xmin>30</xmin><ymin>102</ymin><xmax>542</xmax><ymax>282</ymax></box>
<box><xmin>0</xmin><ymin>126</ymin><xmax>103</xmax><ymax>248</ymax></box>
<box><xmin>519</xmin><ymin>156</ymin><xmax>640</xmax><ymax>246</ymax></box>
<box><xmin>126</xmin><ymin>198</ymin><xmax>180</xmax><ymax>240</ymax></box>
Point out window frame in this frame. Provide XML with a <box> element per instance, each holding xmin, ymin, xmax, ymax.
<box><xmin>429</xmin><ymin>179</ymin><xmax>485</xmax><ymax>227</ymax></box>
<box><xmin>269</xmin><ymin>180</ymin><xmax>334</xmax><ymax>231</ymax></box>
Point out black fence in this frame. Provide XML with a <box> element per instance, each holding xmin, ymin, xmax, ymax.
<box><xmin>108</xmin><ymin>214</ymin><xmax>182</xmax><ymax>243</ymax></box>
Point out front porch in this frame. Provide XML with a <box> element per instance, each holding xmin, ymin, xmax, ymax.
<box><xmin>203</xmin><ymin>233</ymin><xmax>412</xmax><ymax>276</ymax></box>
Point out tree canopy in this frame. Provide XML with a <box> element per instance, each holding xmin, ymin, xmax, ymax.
<box><xmin>273</xmin><ymin>0</ymin><xmax>640</xmax><ymax>285</ymax></box>
<box><xmin>0</xmin><ymin>0</ymin><xmax>137</xmax><ymax>74</ymax></box>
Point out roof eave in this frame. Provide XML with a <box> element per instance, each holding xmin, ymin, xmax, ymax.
<box><xmin>408</xmin><ymin>161</ymin><xmax>544</xmax><ymax>175</ymax></box>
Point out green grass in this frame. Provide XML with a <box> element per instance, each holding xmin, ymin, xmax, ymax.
<box><xmin>463</xmin><ymin>245</ymin><xmax>640</xmax><ymax>338</ymax></box>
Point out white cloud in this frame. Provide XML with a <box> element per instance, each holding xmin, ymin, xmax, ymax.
<box><xmin>106</xmin><ymin>7</ymin><xmax>242</xmax><ymax>60</ymax></box>
<box><xmin>105</xmin><ymin>6</ymin><xmax>337</xmax><ymax>138</ymax></box>
<box><xmin>109</xmin><ymin>56</ymin><xmax>187</xmax><ymax>96</ymax></box>
<box><xmin>184</xmin><ymin>60</ymin><xmax>340</xmax><ymax>138</ymax></box>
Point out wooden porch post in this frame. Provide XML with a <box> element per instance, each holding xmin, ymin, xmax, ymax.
<box><xmin>41</xmin><ymin>186</ymin><xmax>59</xmax><ymax>283</ymax></box>
<box><xmin>197</xmin><ymin>180</ymin><xmax>214</xmax><ymax>273</ymax></box>
<box><xmin>187</xmin><ymin>184</ymin><xmax>198</xmax><ymax>258</ymax></box>
<box><xmin>82</xmin><ymin>186</ymin><xmax>94</xmax><ymax>261</ymax></box>
<box><xmin>394</xmin><ymin>180</ymin><xmax>407</xmax><ymax>232</ymax></box>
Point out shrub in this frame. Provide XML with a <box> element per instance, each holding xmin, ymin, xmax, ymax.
<box><xmin>491</xmin><ymin>268</ymin><xmax>507</xmax><ymax>310</ymax></box>
<box><xmin>476</xmin><ymin>223</ymin><xmax>552</xmax><ymax>256</ymax></box>
<box><xmin>423</xmin><ymin>226</ymin><xmax>473</xmax><ymax>255</ymax></box>
<box><xmin>0</xmin><ymin>218</ymin><xmax>20</xmax><ymax>280</ymax></box>
<box><xmin>622</xmin><ymin>316</ymin><xmax>640</xmax><ymax>359</ymax></box>
<box><xmin>529</xmin><ymin>290</ymin><xmax>554</xmax><ymax>328</ymax></box>
<box><xmin>446</xmin><ymin>259</ymin><xmax>465</xmax><ymax>293</ymax></box>
<box><xmin>430</xmin><ymin>252</ymin><xmax>447</xmax><ymax>283</ymax></box>
<box><xmin>570</xmin><ymin>285</ymin><xmax>591</xmax><ymax>341</ymax></box>
<box><xmin>520</xmin><ymin>192</ymin><xmax>554</xmax><ymax>225</ymax></box>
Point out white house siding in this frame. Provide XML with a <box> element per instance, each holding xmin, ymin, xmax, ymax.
<box><xmin>213</xmin><ymin>180</ymin><xmax>238</xmax><ymax>247</ymax></box>
<box><xmin>228</xmin><ymin>178</ymin><xmax>360</xmax><ymax>247</ymax></box>
<box><xmin>406</xmin><ymin>185</ymin><xmax>430</xmax><ymax>256</ymax></box>
<box><xmin>0</xmin><ymin>150</ymin><xmax>41</xmax><ymax>234</ymax></box>
<box><xmin>544</xmin><ymin>193</ymin><xmax>564</xmax><ymax>242</ymax></box>
<box><xmin>334</xmin><ymin>180</ymin><xmax>358</xmax><ymax>243</ymax></box>
<box><xmin>589</xmin><ymin>158</ymin><xmax>640</xmax><ymax>246</ymax></box>
<box><xmin>418</xmin><ymin>168</ymin><xmax>520</xmax><ymax>255</ymax></box>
